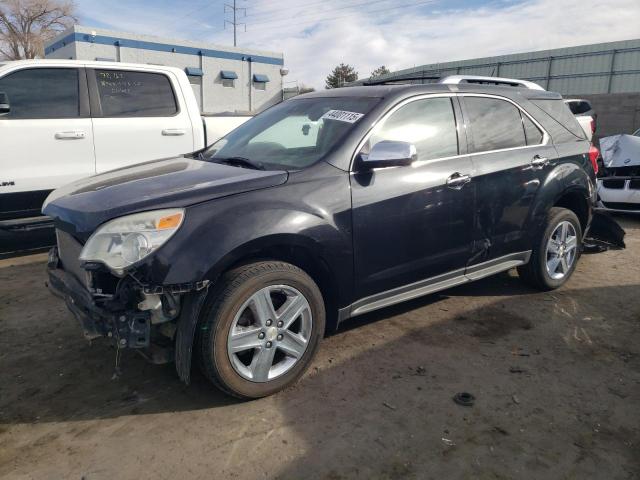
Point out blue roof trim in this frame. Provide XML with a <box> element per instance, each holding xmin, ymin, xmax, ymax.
<box><xmin>253</xmin><ymin>74</ymin><xmax>270</xmax><ymax>83</ymax></box>
<box><xmin>185</xmin><ymin>67</ymin><xmax>204</xmax><ymax>76</ymax></box>
<box><xmin>45</xmin><ymin>32</ymin><xmax>284</xmax><ymax>66</ymax></box>
<box><xmin>220</xmin><ymin>70</ymin><xmax>238</xmax><ymax>79</ymax></box>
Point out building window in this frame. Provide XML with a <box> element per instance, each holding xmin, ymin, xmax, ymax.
<box><xmin>185</xmin><ymin>67</ymin><xmax>204</xmax><ymax>77</ymax></box>
<box><xmin>253</xmin><ymin>73</ymin><xmax>269</xmax><ymax>91</ymax></box>
<box><xmin>220</xmin><ymin>70</ymin><xmax>238</xmax><ymax>88</ymax></box>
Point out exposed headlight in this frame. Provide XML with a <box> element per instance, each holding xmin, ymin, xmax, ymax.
<box><xmin>80</xmin><ymin>209</ymin><xmax>184</xmax><ymax>275</ymax></box>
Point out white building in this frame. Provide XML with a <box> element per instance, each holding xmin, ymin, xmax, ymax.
<box><xmin>45</xmin><ymin>25</ymin><xmax>285</xmax><ymax>114</ymax></box>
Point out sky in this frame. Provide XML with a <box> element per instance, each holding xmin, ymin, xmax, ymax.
<box><xmin>74</xmin><ymin>0</ymin><xmax>640</xmax><ymax>89</ymax></box>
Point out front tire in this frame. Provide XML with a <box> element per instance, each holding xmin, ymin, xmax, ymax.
<box><xmin>197</xmin><ymin>261</ymin><xmax>325</xmax><ymax>399</ymax></box>
<box><xmin>518</xmin><ymin>207</ymin><xmax>582</xmax><ymax>291</ymax></box>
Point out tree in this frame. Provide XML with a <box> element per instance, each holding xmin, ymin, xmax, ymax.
<box><xmin>325</xmin><ymin>63</ymin><xmax>358</xmax><ymax>89</ymax></box>
<box><xmin>0</xmin><ymin>0</ymin><xmax>77</xmax><ymax>60</ymax></box>
<box><xmin>370</xmin><ymin>65</ymin><xmax>390</xmax><ymax>78</ymax></box>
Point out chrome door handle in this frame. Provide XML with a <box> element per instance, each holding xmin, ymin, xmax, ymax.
<box><xmin>531</xmin><ymin>155</ymin><xmax>549</xmax><ymax>169</ymax></box>
<box><xmin>162</xmin><ymin>129</ymin><xmax>186</xmax><ymax>136</ymax></box>
<box><xmin>446</xmin><ymin>173</ymin><xmax>472</xmax><ymax>189</ymax></box>
<box><xmin>55</xmin><ymin>131</ymin><xmax>85</xmax><ymax>140</ymax></box>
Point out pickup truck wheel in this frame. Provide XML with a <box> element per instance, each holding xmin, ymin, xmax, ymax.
<box><xmin>197</xmin><ymin>261</ymin><xmax>325</xmax><ymax>399</ymax></box>
<box><xmin>518</xmin><ymin>207</ymin><xmax>582</xmax><ymax>291</ymax></box>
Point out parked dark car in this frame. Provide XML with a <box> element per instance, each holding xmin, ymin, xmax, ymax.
<box><xmin>44</xmin><ymin>77</ymin><xmax>602</xmax><ymax>398</ymax></box>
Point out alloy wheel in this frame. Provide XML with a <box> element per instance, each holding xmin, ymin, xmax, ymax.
<box><xmin>227</xmin><ymin>285</ymin><xmax>313</xmax><ymax>382</ymax></box>
<box><xmin>545</xmin><ymin>221</ymin><xmax>578</xmax><ymax>280</ymax></box>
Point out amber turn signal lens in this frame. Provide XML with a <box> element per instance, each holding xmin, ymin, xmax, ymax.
<box><xmin>157</xmin><ymin>212</ymin><xmax>183</xmax><ymax>230</ymax></box>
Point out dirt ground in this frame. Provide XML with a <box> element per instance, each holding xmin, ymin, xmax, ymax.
<box><xmin>0</xmin><ymin>216</ymin><xmax>639</xmax><ymax>480</ymax></box>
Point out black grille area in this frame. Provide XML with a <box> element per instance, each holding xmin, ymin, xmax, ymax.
<box><xmin>601</xmin><ymin>179</ymin><xmax>626</xmax><ymax>189</ymax></box>
<box><xmin>629</xmin><ymin>179</ymin><xmax>640</xmax><ymax>190</ymax></box>
<box><xmin>56</xmin><ymin>229</ymin><xmax>87</xmax><ymax>286</ymax></box>
<box><xmin>602</xmin><ymin>202</ymin><xmax>640</xmax><ymax>211</ymax></box>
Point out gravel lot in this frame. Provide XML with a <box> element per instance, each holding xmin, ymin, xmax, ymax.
<box><xmin>1</xmin><ymin>215</ymin><xmax>638</xmax><ymax>480</ymax></box>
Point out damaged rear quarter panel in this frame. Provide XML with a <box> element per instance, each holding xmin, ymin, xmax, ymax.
<box><xmin>527</xmin><ymin>141</ymin><xmax>595</xmax><ymax>236</ymax></box>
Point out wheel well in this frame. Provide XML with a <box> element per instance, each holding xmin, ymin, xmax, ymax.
<box><xmin>224</xmin><ymin>245</ymin><xmax>340</xmax><ymax>334</ymax></box>
<box><xmin>554</xmin><ymin>191</ymin><xmax>589</xmax><ymax>232</ymax></box>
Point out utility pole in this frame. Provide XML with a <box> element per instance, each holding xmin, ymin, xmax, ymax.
<box><xmin>225</xmin><ymin>0</ymin><xmax>246</xmax><ymax>47</ymax></box>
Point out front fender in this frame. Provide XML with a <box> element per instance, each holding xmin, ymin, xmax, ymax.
<box><xmin>134</xmin><ymin>163</ymin><xmax>354</xmax><ymax>302</ymax></box>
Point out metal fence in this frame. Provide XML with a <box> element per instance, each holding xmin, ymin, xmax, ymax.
<box><xmin>353</xmin><ymin>39</ymin><xmax>640</xmax><ymax>96</ymax></box>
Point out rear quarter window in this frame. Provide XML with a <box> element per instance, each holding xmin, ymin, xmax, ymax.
<box><xmin>531</xmin><ymin>99</ymin><xmax>586</xmax><ymax>140</ymax></box>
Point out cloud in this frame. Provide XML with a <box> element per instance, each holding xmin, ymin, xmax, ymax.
<box><xmin>76</xmin><ymin>0</ymin><xmax>640</xmax><ymax>89</ymax></box>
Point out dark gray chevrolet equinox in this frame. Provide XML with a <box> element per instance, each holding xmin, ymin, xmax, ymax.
<box><xmin>44</xmin><ymin>76</ymin><xmax>604</xmax><ymax>398</ymax></box>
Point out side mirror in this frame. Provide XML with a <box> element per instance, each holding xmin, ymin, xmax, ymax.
<box><xmin>361</xmin><ymin>140</ymin><xmax>417</xmax><ymax>169</ymax></box>
<box><xmin>0</xmin><ymin>92</ymin><xmax>9</xmax><ymax>116</ymax></box>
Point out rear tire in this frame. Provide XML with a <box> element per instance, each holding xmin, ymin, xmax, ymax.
<box><xmin>518</xmin><ymin>207</ymin><xmax>582</xmax><ymax>291</ymax></box>
<box><xmin>196</xmin><ymin>261</ymin><xmax>325</xmax><ymax>399</ymax></box>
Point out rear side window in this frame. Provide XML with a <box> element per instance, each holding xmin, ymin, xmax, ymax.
<box><xmin>365</xmin><ymin>97</ymin><xmax>459</xmax><ymax>161</ymax></box>
<box><xmin>94</xmin><ymin>70</ymin><xmax>177</xmax><ymax>117</ymax></box>
<box><xmin>0</xmin><ymin>68</ymin><xmax>79</xmax><ymax>119</ymax></box>
<box><xmin>531</xmin><ymin>99</ymin><xmax>585</xmax><ymax>140</ymax></box>
<box><xmin>464</xmin><ymin>97</ymin><xmax>526</xmax><ymax>152</ymax></box>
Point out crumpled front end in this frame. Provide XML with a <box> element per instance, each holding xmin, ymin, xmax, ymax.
<box><xmin>46</xmin><ymin>229</ymin><xmax>208</xmax><ymax>370</ymax></box>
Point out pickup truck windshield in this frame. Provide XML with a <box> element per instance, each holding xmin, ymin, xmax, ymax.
<box><xmin>203</xmin><ymin>97</ymin><xmax>379</xmax><ymax>170</ymax></box>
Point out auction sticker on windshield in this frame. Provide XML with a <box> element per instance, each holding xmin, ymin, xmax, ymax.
<box><xmin>321</xmin><ymin>110</ymin><xmax>364</xmax><ymax>123</ymax></box>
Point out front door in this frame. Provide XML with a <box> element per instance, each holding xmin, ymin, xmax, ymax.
<box><xmin>88</xmin><ymin>68</ymin><xmax>194</xmax><ymax>173</ymax></box>
<box><xmin>351</xmin><ymin>95</ymin><xmax>476</xmax><ymax>300</ymax></box>
<box><xmin>0</xmin><ymin>67</ymin><xmax>95</xmax><ymax>220</ymax></box>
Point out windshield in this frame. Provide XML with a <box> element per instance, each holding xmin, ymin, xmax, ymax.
<box><xmin>202</xmin><ymin>96</ymin><xmax>379</xmax><ymax>170</ymax></box>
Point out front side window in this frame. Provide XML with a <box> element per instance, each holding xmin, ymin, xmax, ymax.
<box><xmin>362</xmin><ymin>97</ymin><xmax>459</xmax><ymax>161</ymax></box>
<box><xmin>0</xmin><ymin>68</ymin><xmax>79</xmax><ymax>119</ymax></box>
<box><xmin>465</xmin><ymin>97</ymin><xmax>527</xmax><ymax>152</ymax></box>
<box><xmin>94</xmin><ymin>70</ymin><xmax>177</xmax><ymax>117</ymax></box>
<box><xmin>203</xmin><ymin>97</ymin><xmax>379</xmax><ymax>170</ymax></box>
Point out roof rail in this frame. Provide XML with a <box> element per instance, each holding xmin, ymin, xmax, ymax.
<box><xmin>439</xmin><ymin>75</ymin><xmax>545</xmax><ymax>91</ymax></box>
<box><xmin>362</xmin><ymin>75</ymin><xmax>441</xmax><ymax>86</ymax></box>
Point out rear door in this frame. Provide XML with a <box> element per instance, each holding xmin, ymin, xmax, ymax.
<box><xmin>459</xmin><ymin>94</ymin><xmax>555</xmax><ymax>265</ymax></box>
<box><xmin>351</xmin><ymin>95</ymin><xmax>476</xmax><ymax>300</ymax></box>
<box><xmin>88</xmin><ymin>68</ymin><xmax>194</xmax><ymax>173</ymax></box>
<box><xmin>0</xmin><ymin>67</ymin><xmax>94</xmax><ymax>220</ymax></box>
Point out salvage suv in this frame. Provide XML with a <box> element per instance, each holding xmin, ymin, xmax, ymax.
<box><xmin>45</xmin><ymin>75</ymin><xmax>601</xmax><ymax>399</ymax></box>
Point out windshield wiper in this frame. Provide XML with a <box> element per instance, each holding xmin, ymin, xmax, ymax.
<box><xmin>214</xmin><ymin>156</ymin><xmax>265</xmax><ymax>170</ymax></box>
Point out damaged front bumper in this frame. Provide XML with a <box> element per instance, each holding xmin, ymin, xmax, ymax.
<box><xmin>46</xmin><ymin>244</ymin><xmax>208</xmax><ymax>371</ymax></box>
<box><xmin>47</xmin><ymin>254</ymin><xmax>153</xmax><ymax>349</ymax></box>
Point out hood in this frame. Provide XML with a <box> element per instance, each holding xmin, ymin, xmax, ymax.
<box><xmin>43</xmin><ymin>156</ymin><xmax>288</xmax><ymax>239</ymax></box>
<box><xmin>600</xmin><ymin>134</ymin><xmax>640</xmax><ymax>168</ymax></box>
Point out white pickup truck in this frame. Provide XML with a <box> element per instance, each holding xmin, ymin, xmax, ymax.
<box><xmin>0</xmin><ymin>59</ymin><xmax>250</xmax><ymax>230</ymax></box>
